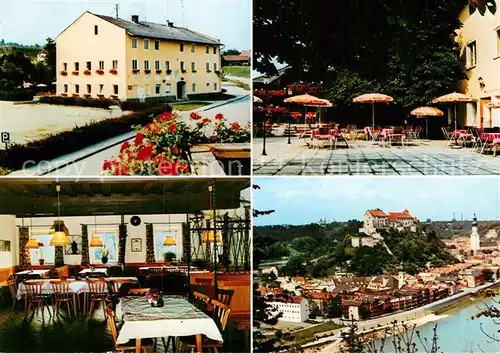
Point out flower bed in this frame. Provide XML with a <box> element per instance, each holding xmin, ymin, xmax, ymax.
<box><xmin>103</xmin><ymin>111</ymin><xmax>250</xmax><ymax>175</ymax></box>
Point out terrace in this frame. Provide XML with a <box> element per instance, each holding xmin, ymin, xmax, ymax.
<box><xmin>0</xmin><ymin>178</ymin><xmax>250</xmax><ymax>352</ymax></box>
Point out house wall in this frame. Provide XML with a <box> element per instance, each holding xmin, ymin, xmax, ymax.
<box><xmin>124</xmin><ymin>34</ymin><xmax>222</xmax><ymax>101</ymax></box>
<box><xmin>56</xmin><ymin>12</ymin><xmax>127</xmax><ymax>100</ymax></box>
<box><xmin>270</xmin><ymin>301</ymin><xmax>308</xmax><ymax>323</ymax></box>
<box><xmin>458</xmin><ymin>6</ymin><xmax>500</xmax><ymax>127</ymax></box>
<box><xmin>0</xmin><ymin>215</ymin><xmax>17</xmax><ymax>268</ymax></box>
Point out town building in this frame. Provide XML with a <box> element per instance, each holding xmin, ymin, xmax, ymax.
<box><xmin>457</xmin><ymin>5</ymin><xmax>500</xmax><ymax>127</ymax></box>
<box><xmin>359</xmin><ymin>209</ymin><xmax>418</xmax><ymax>235</ymax></box>
<box><xmin>56</xmin><ymin>12</ymin><xmax>222</xmax><ymax>102</ymax></box>
<box><xmin>223</xmin><ymin>50</ymin><xmax>251</xmax><ymax>66</ymax></box>
<box><xmin>268</xmin><ymin>296</ymin><xmax>309</xmax><ymax>323</ymax></box>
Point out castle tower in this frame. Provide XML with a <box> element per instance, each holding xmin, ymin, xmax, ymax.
<box><xmin>470</xmin><ymin>213</ymin><xmax>480</xmax><ymax>253</ymax></box>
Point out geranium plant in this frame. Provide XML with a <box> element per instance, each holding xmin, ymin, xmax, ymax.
<box><xmin>37</xmin><ymin>242</ymin><xmax>44</xmax><ymax>260</ymax></box>
<box><xmin>102</xmin><ymin>111</ymin><xmax>250</xmax><ymax>176</ymax></box>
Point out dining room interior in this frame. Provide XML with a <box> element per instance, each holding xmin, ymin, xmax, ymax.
<box><xmin>0</xmin><ymin>177</ymin><xmax>251</xmax><ymax>352</ymax></box>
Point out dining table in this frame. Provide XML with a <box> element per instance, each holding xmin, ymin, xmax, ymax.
<box><xmin>15</xmin><ymin>269</ymin><xmax>50</xmax><ymax>278</ymax></box>
<box><xmin>79</xmin><ymin>268</ymin><xmax>108</xmax><ymax>275</ymax></box>
<box><xmin>116</xmin><ymin>296</ymin><xmax>223</xmax><ymax>353</ymax></box>
<box><xmin>480</xmin><ymin>132</ymin><xmax>500</xmax><ymax>142</ymax></box>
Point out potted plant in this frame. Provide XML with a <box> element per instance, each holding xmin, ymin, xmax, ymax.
<box><xmin>156</xmin><ymin>70</ymin><xmax>162</xmax><ymax>74</ymax></box>
<box><xmin>163</xmin><ymin>251</ymin><xmax>176</xmax><ymax>264</ymax></box>
<box><xmin>96</xmin><ymin>69</ymin><xmax>104</xmax><ymax>75</ymax></box>
<box><xmin>84</xmin><ymin>69</ymin><xmax>91</xmax><ymax>76</ymax></box>
<box><xmin>166</xmin><ymin>69</ymin><xmax>172</xmax><ymax>75</ymax></box>
<box><xmin>72</xmin><ymin>71</ymin><xmax>79</xmax><ymax>76</ymax></box>
<box><xmin>101</xmin><ymin>246</ymin><xmax>109</xmax><ymax>264</ymax></box>
<box><xmin>37</xmin><ymin>241</ymin><xmax>45</xmax><ymax>265</ymax></box>
<box><xmin>60</xmin><ymin>71</ymin><xmax>68</xmax><ymax>76</ymax></box>
<box><xmin>144</xmin><ymin>69</ymin><xmax>151</xmax><ymax>74</ymax></box>
<box><xmin>109</xmin><ymin>69</ymin><xmax>118</xmax><ymax>75</ymax></box>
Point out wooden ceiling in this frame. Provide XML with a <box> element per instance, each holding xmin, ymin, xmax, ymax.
<box><xmin>0</xmin><ymin>178</ymin><xmax>250</xmax><ymax>217</ymax></box>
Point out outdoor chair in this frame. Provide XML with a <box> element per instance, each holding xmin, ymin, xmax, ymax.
<box><xmin>86</xmin><ymin>279</ymin><xmax>107</xmax><ymax>318</ymax></box>
<box><xmin>178</xmin><ymin>299</ymin><xmax>231</xmax><ymax>353</ymax></box>
<box><xmin>50</xmin><ymin>280</ymin><xmax>75</xmax><ymax>318</ymax></box>
<box><xmin>387</xmin><ymin>128</ymin><xmax>405</xmax><ymax>147</ymax></box>
<box><xmin>25</xmin><ymin>281</ymin><xmax>52</xmax><ymax>320</ymax></box>
<box><xmin>312</xmin><ymin>128</ymin><xmax>332</xmax><ymax>149</ymax></box>
<box><xmin>365</xmin><ymin>127</ymin><xmax>380</xmax><ymax>142</ymax></box>
<box><xmin>441</xmin><ymin>127</ymin><xmax>453</xmax><ymax>147</ymax></box>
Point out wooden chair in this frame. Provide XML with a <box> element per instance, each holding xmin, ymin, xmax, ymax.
<box><xmin>191</xmin><ymin>291</ymin><xmax>210</xmax><ymax>312</ymax></box>
<box><xmin>86</xmin><ymin>279</ymin><xmax>107</xmax><ymax>318</ymax></box>
<box><xmin>106</xmin><ymin>305</ymin><xmax>154</xmax><ymax>353</ymax></box>
<box><xmin>217</xmin><ymin>289</ymin><xmax>234</xmax><ymax>307</ymax></box>
<box><xmin>7</xmin><ymin>279</ymin><xmax>19</xmax><ymax>315</ymax></box>
<box><xmin>50</xmin><ymin>280</ymin><xmax>75</xmax><ymax>318</ymax></box>
<box><xmin>178</xmin><ymin>299</ymin><xmax>231</xmax><ymax>353</ymax></box>
<box><xmin>25</xmin><ymin>281</ymin><xmax>51</xmax><ymax>320</ymax></box>
<box><xmin>128</xmin><ymin>288</ymin><xmax>152</xmax><ymax>295</ymax></box>
<box><xmin>111</xmin><ymin>279</ymin><xmax>133</xmax><ymax>294</ymax></box>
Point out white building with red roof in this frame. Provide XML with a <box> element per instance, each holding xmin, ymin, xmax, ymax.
<box><xmin>360</xmin><ymin>208</ymin><xmax>418</xmax><ymax>235</ymax></box>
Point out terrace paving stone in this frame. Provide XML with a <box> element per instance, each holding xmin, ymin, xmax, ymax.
<box><xmin>254</xmin><ymin>137</ymin><xmax>500</xmax><ymax>176</ymax></box>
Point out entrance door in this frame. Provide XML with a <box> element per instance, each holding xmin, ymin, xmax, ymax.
<box><xmin>137</xmin><ymin>87</ymin><xmax>145</xmax><ymax>103</ymax></box>
<box><xmin>177</xmin><ymin>81</ymin><xmax>186</xmax><ymax>100</ymax></box>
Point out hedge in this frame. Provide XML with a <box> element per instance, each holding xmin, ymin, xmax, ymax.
<box><xmin>0</xmin><ymin>105</ymin><xmax>172</xmax><ymax>171</ymax></box>
<box><xmin>38</xmin><ymin>95</ymin><xmax>175</xmax><ymax>111</ymax></box>
<box><xmin>0</xmin><ymin>89</ymin><xmax>35</xmax><ymax>101</ymax></box>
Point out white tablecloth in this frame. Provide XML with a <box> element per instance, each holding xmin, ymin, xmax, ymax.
<box><xmin>116</xmin><ymin>296</ymin><xmax>223</xmax><ymax>344</ymax></box>
<box><xmin>16</xmin><ymin>269</ymin><xmax>50</xmax><ymax>276</ymax></box>
<box><xmin>79</xmin><ymin>268</ymin><xmax>108</xmax><ymax>275</ymax></box>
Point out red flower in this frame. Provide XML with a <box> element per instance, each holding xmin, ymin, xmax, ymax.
<box><xmin>120</xmin><ymin>141</ymin><xmax>130</xmax><ymax>153</ymax></box>
<box><xmin>231</xmin><ymin>122</ymin><xmax>241</xmax><ymax>130</ymax></box>
<box><xmin>115</xmin><ymin>166</ymin><xmax>129</xmax><ymax>175</ymax></box>
<box><xmin>37</xmin><ymin>241</ymin><xmax>44</xmax><ymax>247</ymax></box>
<box><xmin>201</xmin><ymin>118</ymin><xmax>211</xmax><ymax>125</ymax></box>
<box><xmin>135</xmin><ymin>132</ymin><xmax>144</xmax><ymax>146</ymax></box>
<box><xmin>172</xmin><ymin>146</ymin><xmax>179</xmax><ymax>155</ymax></box>
<box><xmin>167</xmin><ymin>124</ymin><xmax>177</xmax><ymax>133</ymax></box>
<box><xmin>158</xmin><ymin>112</ymin><xmax>174</xmax><ymax>122</ymax></box>
<box><xmin>137</xmin><ymin>145</ymin><xmax>154</xmax><ymax>161</ymax></box>
<box><xmin>103</xmin><ymin>160</ymin><xmax>113</xmax><ymax>171</ymax></box>
<box><xmin>215</xmin><ymin>113</ymin><xmax>224</xmax><ymax>121</ymax></box>
<box><xmin>190</xmin><ymin>112</ymin><xmax>202</xmax><ymax>120</ymax></box>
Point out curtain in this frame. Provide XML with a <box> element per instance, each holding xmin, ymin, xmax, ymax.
<box><xmin>146</xmin><ymin>223</ymin><xmax>155</xmax><ymax>263</ymax></box>
<box><xmin>81</xmin><ymin>224</ymin><xmax>90</xmax><ymax>266</ymax></box>
<box><xmin>18</xmin><ymin>226</ymin><xmax>30</xmax><ymax>267</ymax></box>
<box><xmin>182</xmin><ymin>222</ymin><xmax>191</xmax><ymax>264</ymax></box>
<box><xmin>118</xmin><ymin>223</ymin><xmax>127</xmax><ymax>265</ymax></box>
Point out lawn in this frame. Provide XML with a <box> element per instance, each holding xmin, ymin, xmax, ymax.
<box><xmin>290</xmin><ymin>321</ymin><xmax>343</xmax><ymax>345</ymax></box>
<box><xmin>170</xmin><ymin>102</ymin><xmax>209</xmax><ymax>111</ymax></box>
<box><xmin>223</xmin><ymin>66</ymin><xmax>251</xmax><ymax>78</ymax></box>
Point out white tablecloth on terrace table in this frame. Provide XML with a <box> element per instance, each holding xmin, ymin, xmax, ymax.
<box><xmin>16</xmin><ymin>277</ymin><xmax>138</xmax><ymax>299</ymax></box>
<box><xmin>15</xmin><ymin>269</ymin><xmax>50</xmax><ymax>276</ymax></box>
<box><xmin>116</xmin><ymin>296</ymin><xmax>223</xmax><ymax>344</ymax></box>
<box><xmin>79</xmin><ymin>268</ymin><xmax>108</xmax><ymax>275</ymax></box>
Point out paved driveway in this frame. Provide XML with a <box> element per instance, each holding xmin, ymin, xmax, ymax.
<box><xmin>253</xmin><ymin>138</ymin><xmax>500</xmax><ymax>175</ymax></box>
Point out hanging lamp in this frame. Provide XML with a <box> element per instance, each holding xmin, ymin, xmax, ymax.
<box><xmin>162</xmin><ymin>185</ymin><xmax>176</xmax><ymax>246</ymax></box>
<box><xmin>201</xmin><ymin>185</ymin><xmax>221</xmax><ymax>244</ymax></box>
<box><xmin>49</xmin><ymin>185</ymin><xmax>71</xmax><ymax>246</ymax></box>
<box><xmin>26</xmin><ymin>218</ymin><xmax>39</xmax><ymax>249</ymax></box>
<box><xmin>89</xmin><ymin>215</ymin><xmax>104</xmax><ymax>247</ymax></box>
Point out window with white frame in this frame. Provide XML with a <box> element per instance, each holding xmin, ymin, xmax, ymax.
<box><xmin>144</xmin><ymin>39</ymin><xmax>150</xmax><ymax>50</ymax></box>
<box><xmin>86</xmin><ymin>61</ymin><xmax>92</xmax><ymax>70</ymax></box>
<box><xmin>91</xmin><ymin>232</ymin><xmax>118</xmax><ymax>264</ymax></box>
<box><xmin>214</xmin><ymin>82</ymin><xmax>217</xmax><ymax>91</ymax></box>
<box><xmin>75</xmin><ymin>84</ymin><xmax>79</xmax><ymax>93</ymax></box>
<box><xmin>213</xmin><ymin>63</ymin><xmax>217</xmax><ymax>72</ymax></box>
<box><xmin>155</xmin><ymin>60</ymin><xmax>161</xmax><ymax>71</ymax></box>
<box><xmin>132</xmin><ymin>38</ymin><xmax>138</xmax><ymax>48</ymax></box>
<box><xmin>466</xmin><ymin>41</ymin><xmax>477</xmax><ymax>68</ymax></box>
<box><xmin>63</xmin><ymin>63</ymin><xmax>67</xmax><ymax>71</ymax></box>
<box><xmin>192</xmin><ymin>83</ymin><xmax>196</xmax><ymax>92</ymax></box>
<box><xmin>181</xmin><ymin>61</ymin><xmax>185</xmax><ymax>71</ymax></box>
<box><xmin>191</xmin><ymin>44</ymin><xmax>195</xmax><ymax>53</ymax></box>
<box><xmin>112</xmin><ymin>60</ymin><xmax>118</xmax><ymax>70</ymax></box>
<box><xmin>74</xmin><ymin>62</ymin><xmax>79</xmax><ymax>71</ymax></box>
<box><xmin>29</xmin><ymin>234</ymin><xmax>54</xmax><ymax>265</ymax></box>
<box><xmin>154</xmin><ymin>40</ymin><xmax>160</xmax><ymax>50</ymax></box>
<box><xmin>191</xmin><ymin>62</ymin><xmax>196</xmax><ymax>72</ymax></box>
<box><xmin>166</xmin><ymin>84</ymin><xmax>171</xmax><ymax>93</ymax></box>
<box><xmin>144</xmin><ymin>60</ymin><xmax>150</xmax><ymax>71</ymax></box>
<box><xmin>155</xmin><ymin>84</ymin><xmax>161</xmax><ymax>94</ymax></box>
<box><xmin>206</xmin><ymin>62</ymin><xmax>210</xmax><ymax>72</ymax></box>
<box><xmin>113</xmin><ymin>85</ymin><xmax>118</xmax><ymax>95</ymax></box>
<box><xmin>206</xmin><ymin>45</ymin><xmax>209</xmax><ymax>54</ymax></box>
<box><xmin>132</xmin><ymin>60</ymin><xmax>139</xmax><ymax>70</ymax></box>
<box><xmin>99</xmin><ymin>61</ymin><xmax>104</xmax><ymax>70</ymax></box>
<box><xmin>180</xmin><ymin>43</ymin><xmax>184</xmax><ymax>52</ymax></box>
<box><xmin>165</xmin><ymin>61</ymin><xmax>170</xmax><ymax>71</ymax></box>
<box><xmin>99</xmin><ymin>84</ymin><xmax>104</xmax><ymax>93</ymax></box>
<box><xmin>213</xmin><ymin>47</ymin><xmax>217</xmax><ymax>55</ymax></box>
<box><xmin>64</xmin><ymin>84</ymin><xmax>68</xmax><ymax>93</ymax></box>
<box><xmin>154</xmin><ymin>230</ymin><xmax>180</xmax><ymax>261</ymax></box>
<box><xmin>87</xmin><ymin>84</ymin><xmax>91</xmax><ymax>94</ymax></box>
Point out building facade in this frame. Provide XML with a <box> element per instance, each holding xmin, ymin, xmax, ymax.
<box><xmin>56</xmin><ymin>12</ymin><xmax>222</xmax><ymax>102</ymax></box>
<box><xmin>269</xmin><ymin>297</ymin><xmax>309</xmax><ymax>323</ymax></box>
<box><xmin>360</xmin><ymin>209</ymin><xmax>418</xmax><ymax>235</ymax></box>
<box><xmin>458</xmin><ymin>5</ymin><xmax>500</xmax><ymax>127</ymax></box>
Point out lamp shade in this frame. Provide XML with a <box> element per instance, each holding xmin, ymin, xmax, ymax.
<box><xmin>163</xmin><ymin>235</ymin><xmax>177</xmax><ymax>246</ymax></box>
<box><xmin>89</xmin><ymin>234</ymin><xmax>104</xmax><ymax>247</ymax></box>
<box><xmin>26</xmin><ymin>238</ymin><xmax>40</xmax><ymax>249</ymax></box>
<box><xmin>49</xmin><ymin>220</ymin><xmax>71</xmax><ymax>246</ymax></box>
<box><xmin>201</xmin><ymin>230</ymin><xmax>222</xmax><ymax>243</ymax></box>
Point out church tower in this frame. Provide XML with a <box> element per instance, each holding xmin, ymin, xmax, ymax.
<box><xmin>470</xmin><ymin>213</ymin><xmax>480</xmax><ymax>253</ymax></box>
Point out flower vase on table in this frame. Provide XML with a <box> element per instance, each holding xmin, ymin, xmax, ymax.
<box><xmin>146</xmin><ymin>290</ymin><xmax>164</xmax><ymax>307</ymax></box>
<box><xmin>37</xmin><ymin>241</ymin><xmax>45</xmax><ymax>265</ymax></box>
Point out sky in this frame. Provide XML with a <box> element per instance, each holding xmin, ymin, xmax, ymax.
<box><xmin>0</xmin><ymin>0</ymin><xmax>250</xmax><ymax>51</ymax></box>
<box><xmin>253</xmin><ymin>177</ymin><xmax>500</xmax><ymax>226</ymax></box>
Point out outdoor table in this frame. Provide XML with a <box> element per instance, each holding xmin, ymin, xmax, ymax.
<box><xmin>480</xmin><ymin>132</ymin><xmax>500</xmax><ymax>142</ymax></box>
<box><xmin>15</xmin><ymin>269</ymin><xmax>50</xmax><ymax>278</ymax></box>
<box><xmin>79</xmin><ymin>268</ymin><xmax>108</xmax><ymax>275</ymax></box>
<box><xmin>116</xmin><ymin>296</ymin><xmax>223</xmax><ymax>353</ymax></box>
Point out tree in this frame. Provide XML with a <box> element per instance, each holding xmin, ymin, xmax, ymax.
<box><xmin>0</xmin><ymin>50</ymin><xmax>34</xmax><ymax>89</ymax></box>
<box><xmin>280</xmin><ymin>255</ymin><xmax>306</xmax><ymax>277</ymax></box>
<box><xmin>323</xmin><ymin>295</ymin><xmax>342</xmax><ymax>318</ymax></box>
<box><xmin>43</xmin><ymin>37</ymin><xmax>56</xmax><ymax>81</ymax></box>
<box><xmin>223</xmin><ymin>49</ymin><xmax>241</xmax><ymax>56</ymax></box>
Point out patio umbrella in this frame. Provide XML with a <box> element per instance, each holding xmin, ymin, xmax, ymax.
<box><xmin>353</xmin><ymin>93</ymin><xmax>394</xmax><ymax>130</ymax></box>
<box><xmin>253</xmin><ymin>95</ymin><xmax>263</xmax><ymax>103</ymax></box>
<box><xmin>410</xmin><ymin>106</ymin><xmax>444</xmax><ymax>139</ymax></box>
<box><xmin>431</xmin><ymin>92</ymin><xmax>477</xmax><ymax>131</ymax></box>
<box><xmin>284</xmin><ymin>94</ymin><xmax>333</xmax><ymax>124</ymax></box>
<box><xmin>36</xmin><ymin>83</ymin><xmax>47</xmax><ymax>87</ymax></box>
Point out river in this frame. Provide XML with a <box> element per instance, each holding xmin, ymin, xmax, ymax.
<box><xmin>377</xmin><ymin>296</ymin><xmax>500</xmax><ymax>352</ymax></box>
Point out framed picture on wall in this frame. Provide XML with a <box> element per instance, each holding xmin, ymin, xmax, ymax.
<box><xmin>131</xmin><ymin>238</ymin><xmax>142</xmax><ymax>252</ymax></box>
<box><xmin>65</xmin><ymin>235</ymin><xmax>82</xmax><ymax>255</ymax></box>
